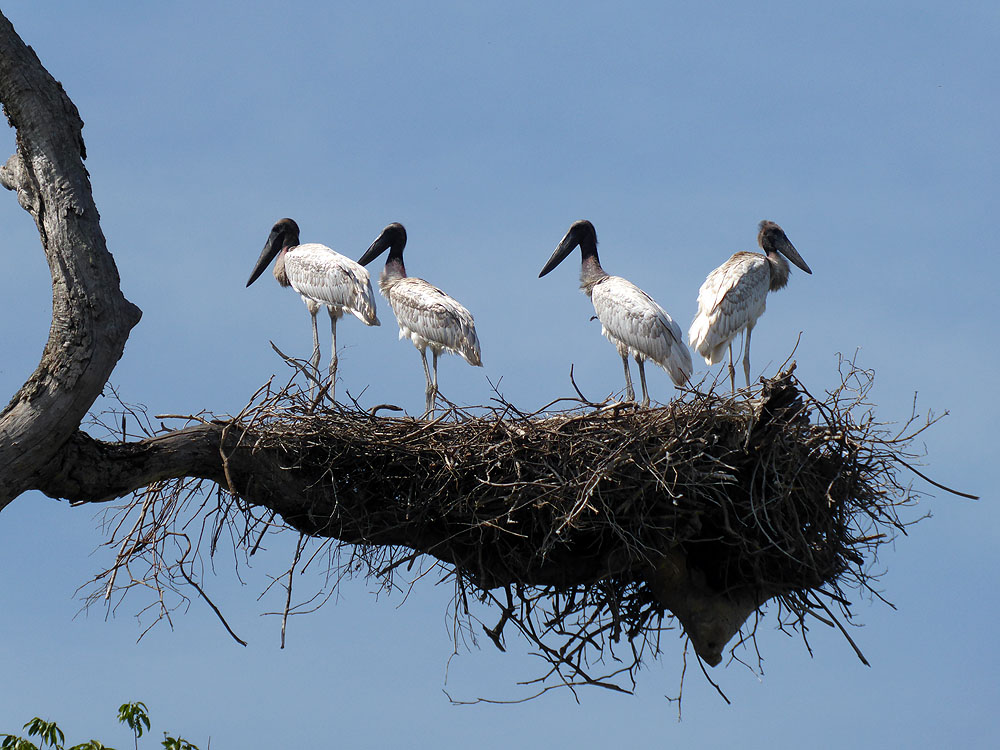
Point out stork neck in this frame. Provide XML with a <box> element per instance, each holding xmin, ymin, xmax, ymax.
<box><xmin>383</xmin><ymin>255</ymin><xmax>407</xmax><ymax>279</ymax></box>
<box><xmin>273</xmin><ymin>247</ymin><xmax>291</xmax><ymax>287</ymax></box>
<box><xmin>766</xmin><ymin>250</ymin><xmax>790</xmax><ymax>291</ymax></box>
<box><xmin>579</xmin><ymin>253</ymin><xmax>608</xmax><ymax>294</ymax></box>
<box><xmin>379</xmin><ymin>258</ymin><xmax>407</xmax><ymax>296</ymax></box>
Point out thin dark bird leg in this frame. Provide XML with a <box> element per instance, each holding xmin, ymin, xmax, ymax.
<box><xmin>328</xmin><ymin>309</ymin><xmax>339</xmax><ymax>401</ymax></box>
<box><xmin>743</xmin><ymin>324</ymin><xmax>753</xmax><ymax>389</ymax></box>
<box><xmin>420</xmin><ymin>348</ymin><xmax>434</xmax><ymax>418</ymax></box>
<box><xmin>620</xmin><ymin>352</ymin><xmax>635</xmax><ymax>402</ymax></box>
<box><xmin>727</xmin><ymin>342</ymin><xmax>736</xmax><ymax>393</ymax></box>
<box><xmin>308</xmin><ymin>301</ymin><xmax>321</xmax><ymax>399</ymax></box>
<box><xmin>431</xmin><ymin>349</ymin><xmax>440</xmax><ymax>414</ymax></box>
<box><xmin>636</xmin><ymin>356</ymin><xmax>650</xmax><ymax>408</ymax></box>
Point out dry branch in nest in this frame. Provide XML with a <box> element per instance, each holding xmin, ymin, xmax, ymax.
<box><xmin>83</xmin><ymin>359</ymin><xmax>949</xmax><ymax>696</ymax></box>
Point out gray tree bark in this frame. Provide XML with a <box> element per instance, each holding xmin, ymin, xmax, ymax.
<box><xmin>0</xmin><ymin>12</ymin><xmax>141</xmax><ymax>508</ymax></box>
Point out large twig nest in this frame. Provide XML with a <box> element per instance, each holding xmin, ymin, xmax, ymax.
<box><xmin>91</xmin><ymin>359</ymin><xmax>934</xmax><ymax>692</ymax></box>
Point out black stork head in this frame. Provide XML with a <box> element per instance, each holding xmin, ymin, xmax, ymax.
<box><xmin>358</xmin><ymin>222</ymin><xmax>407</xmax><ymax>267</ymax></box>
<box><xmin>539</xmin><ymin>219</ymin><xmax>599</xmax><ymax>277</ymax></box>
<box><xmin>247</xmin><ymin>218</ymin><xmax>300</xmax><ymax>287</ymax></box>
<box><xmin>758</xmin><ymin>220</ymin><xmax>812</xmax><ymax>274</ymax></box>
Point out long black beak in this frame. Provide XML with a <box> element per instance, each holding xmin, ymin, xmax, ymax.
<box><xmin>539</xmin><ymin>232</ymin><xmax>578</xmax><ymax>278</ymax></box>
<box><xmin>358</xmin><ymin>231</ymin><xmax>391</xmax><ymax>267</ymax></box>
<box><xmin>777</xmin><ymin>234</ymin><xmax>812</xmax><ymax>275</ymax></box>
<box><xmin>246</xmin><ymin>227</ymin><xmax>283</xmax><ymax>287</ymax></box>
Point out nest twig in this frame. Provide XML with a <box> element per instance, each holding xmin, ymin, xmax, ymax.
<box><xmin>81</xmin><ymin>357</ymin><xmax>954</xmax><ymax>699</ymax></box>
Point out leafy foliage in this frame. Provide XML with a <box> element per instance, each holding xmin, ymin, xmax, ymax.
<box><xmin>1</xmin><ymin>704</ymin><xmax>199</xmax><ymax>750</ymax></box>
<box><xmin>116</xmin><ymin>703</ymin><xmax>149</xmax><ymax>745</ymax></box>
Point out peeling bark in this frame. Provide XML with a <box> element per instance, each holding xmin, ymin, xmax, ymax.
<box><xmin>0</xmin><ymin>13</ymin><xmax>141</xmax><ymax>508</ymax></box>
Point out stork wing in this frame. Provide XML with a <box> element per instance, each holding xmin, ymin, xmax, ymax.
<box><xmin>592</xmin><ymin>277</ymin><xmax>692</xmax><ymax>381</ymax></box>
<box><xmin>389</xmin><ymin>277</ymin><xmax>482</xmax><ymax>365</ymax></box>
<box><xmin>689</xmin><ymin>252</ymin><xmax>769</xmax><ymax>361</ymax></box>
<box><xmin>285</xmin><ymin>244</ymin><xmax>379</xmax><ymax>325</ymax></box>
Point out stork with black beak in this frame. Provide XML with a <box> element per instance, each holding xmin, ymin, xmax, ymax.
<box><xmin>689</xmin><ymin>220</ymin><xmax>812</xmax><ymax>391</ymax></box>
<box><xmin>246</xmin><ymin>218</ymin><xmax>379</xmax><ymax>398</ymax></box>
<box><xmin>359</xmin><ymin>222</ymin><xmax>482</xmax><ymax>417</ymax></box>
<box><xmin>539</xmin><ymin>220</ymin><xmax>692</xmax><ymax>406</ymax></box>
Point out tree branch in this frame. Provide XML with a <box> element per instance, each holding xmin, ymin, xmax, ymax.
<box><xmin>0</xmin><ymin>12</ymin><xmax>142</xmax><ymax>508</ymax></box>
<box><xmin>35</xmin><ymin>417</ymin><xmax>764</xmax><ymax>666</ymax></box>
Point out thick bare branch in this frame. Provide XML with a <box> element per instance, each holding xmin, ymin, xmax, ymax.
<box><xmin>36</xmin><ymin>415</ymin><xmax>767</xmax><ymax>666</ymax></box>
<box><xmin>0</xmin><ymin>12</ymin><xmax>142</xmax><ymax>507</ymax></box>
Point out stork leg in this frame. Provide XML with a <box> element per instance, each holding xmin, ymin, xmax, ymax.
<box><xmin>621</xmin><ymin>353</ymin><xmax>635</xmax><ymax>402</ymax></box>
<box><xmin>419</xmin><ymin>348</ymin><xmax>434</xmax><ymax>418</ymax></box>
<box><xmin>431</xmin><ymin>350</ymin><xmax>440</xmax><ymax>413</ymax></box>
<box><xmin>636</xmin><ymin>356</ymin><xmax>650</xmax><ymax>408</ymax></box>
<box><xmin>743</xmin><ymin>325</ymin><xmax>753</xmax><ymax>389</ymax></box>
<box><xmin>328</xmin><ymin>309</ymin><xmax>339</xmax><ymax>401</ymax></box>
<box><xmin>308</xmin><ymin>303</ymin><xmax>321</xmax><ymax>398</ymax></box>
<box><xmin>727</xmin><ymin>342</ymin><xmax>736</xmax><ymax>393</ymax></box>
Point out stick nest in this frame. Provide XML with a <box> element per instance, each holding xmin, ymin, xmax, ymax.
<box><xmin>91</xmin><ymin>359</ymin><xmax>939</xmax><ymax>698</ymax></box>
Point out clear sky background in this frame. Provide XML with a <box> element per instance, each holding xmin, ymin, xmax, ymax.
<box><xmin>0</xmin><ymin>1</ymin><xmax>996</xmax><ymax>747</ymax></box>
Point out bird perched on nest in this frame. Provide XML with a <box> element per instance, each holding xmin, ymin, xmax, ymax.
<box><xmin>539</xmin><ymin>219</ymin><xmax>692</xmax><ymax>406</ymax></box>
<box><xmin>246</xmin><ymin>218</ymin><xmax>380</xmax><ymax>399</ymax></box>
<box><xmin>358</xmin><ymin>222</ymin><xmax>482</xmax><ymax>418</ymax></box>
<box><xmin>689</xmin><ymin>220</ymin><xmax>812</xmax><ymax>392</ymax></box>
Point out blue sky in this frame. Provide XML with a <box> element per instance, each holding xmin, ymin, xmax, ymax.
<box><xmin>1</xmin><ymin>1</ymin><xmax>996</xmax><ymax>746</ymax></box>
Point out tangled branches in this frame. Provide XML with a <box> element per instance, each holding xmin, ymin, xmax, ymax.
<box><xmin>80</xmin><ymin>359</ymin><xmax>949</xmax><ymax>697</ymax></box>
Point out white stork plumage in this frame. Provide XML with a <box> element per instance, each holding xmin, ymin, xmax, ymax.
<box><xmin>358</xmin><ymin>222</ymin><xmax>482</xmax><ymax>417</ymax></box>
<box><xmin>246</xmin><ymin>218</ymin><xmax>379</xmax><ymax>398</ymax></box>
<box><xmin>689</xmin><ymin>220</ymin><xmax>812</xmax><ymax>391</ymax></box>
<box><xmin>539</xmin><ymin>220</ymin><xmax>692</xmax><ymax>407</ymax></box>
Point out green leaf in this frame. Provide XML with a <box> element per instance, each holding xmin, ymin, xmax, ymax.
<box><xmin>2</xmin><ymin>738</ymin><xmax>40</xmax><ymax>750</ymax></box>
<box><xmin>116</xmin><ymin>704</ymin><xmax>149</xmax><ymax>739</ymax></box>
<box><xmin>22</xmin><ymin>719</ymin><xmax>64</xmax><ymax>749</ymax></box>
<box><xmin>161</xmin><ymin>736</ymin><xmax>198</xmax><ymax>750</ymax></box>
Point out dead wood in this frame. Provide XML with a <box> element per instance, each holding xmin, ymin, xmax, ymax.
<box><xmin>0</xmin><ymin>12</ymin><xmax>141</xmax><ymax>508</ymax></box>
